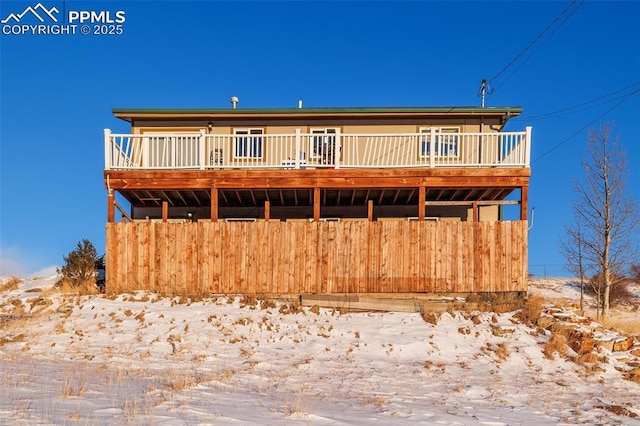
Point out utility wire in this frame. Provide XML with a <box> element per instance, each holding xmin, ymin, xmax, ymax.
<box><xmin>532</xmin><ymin>88</ymin><xmax>640</xmax><ymax>163</ymax></box>
<box><xmin>492</xmin><ymin>1</ymin><xmax>585</xmax><ymax>92</ymax></box>
<box><xmin>487</xmin><ymin>0</ymin><xmax>583</xmax><ymax>91</ymax></box>
<box><xmin>513</xmin><ymin>82</ymin><xmax>640</xmax><ymax>121</ymax></box>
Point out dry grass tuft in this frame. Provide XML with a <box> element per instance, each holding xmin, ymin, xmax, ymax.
<box><xmin>240</xmin><ymin>294</ymin><xmax>258</xmax><ymax>309</ymax></box>
<box><xmin>513</xmin><ymin>295</ymin><xmax>545</xmax><ymax>327</ymax></box>
<box><xmin>543</xmin><ymin>330</ymin><xmax>568</xmax><ymax>360</ymax></box>
<box><xmin>59</xmin><ymin>377</ymin><xmax>87</xmax><ymax>398</ymax></box>
<box><xmin>482</xmin><ymin>342</ymin><xmax>510</xmax><ymax>362</ymax></box>
<box><xmin>599</xmin><ymin>317</ymin><xmax>640</xmax><ymax>336</ymax></box>
<box><xmin>421</xmin><ymin>309</ymin><xmax>440</xmax><ymax>325</ymax></box>
<box><xmin>0</xmin><ymin>333</ymin><xmax>26</xmax><ymax>346</ymax></box>
<box><xmin>279</xmin><ymin>389</ymin><xmax>317</xmax><ymax>418</ymax></box>
<box><xmin>0</xmin><ymin>276</ymin><xmax>22</xmax><ymax>293</ymax></box>
<box><xmin>279</xmin><ymin>302</ymin><xmax>302</xmax><ymax>315</ymax></box>
<box><xmin>623</xmin><ymin>368</ymin><xmax>640</xmax><ymax>383</ymax></box>
<box><xmin>260</xmin><ymin>298</ymin><xmax>277</xmax><ymax>310</ymax></box>
<box><xmin>494</xmin><ymin>343</ymin><xmax>509</xmax><ymax>362</ymax></box>
<box><xmin>52</xmin><ymin>278</ymin><xmax>100</xmax><ymax>296</ymax></box>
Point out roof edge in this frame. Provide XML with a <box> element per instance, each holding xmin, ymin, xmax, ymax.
<box><xmin>113</xmin><ymin>106</ymin><xmax>522</xmax><ymax>115</ymax></box>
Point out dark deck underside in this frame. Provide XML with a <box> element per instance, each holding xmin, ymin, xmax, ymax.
<box><xmin>105</xmin><ymin>167</ymin><xmax>530</xmax><ymax>209</ymax></box>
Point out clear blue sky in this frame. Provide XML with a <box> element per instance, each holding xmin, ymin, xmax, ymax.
<box><xmin>1</xmin><ymin>1</ymin><xmax>638</xmax><ymax>277</ymax></box>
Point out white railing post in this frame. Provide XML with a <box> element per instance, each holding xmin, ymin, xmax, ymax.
<box><xmin>295</xmin><ymin>128</ymin><xmax>301</xmax><ymax>169</ymax></box>
<box><xmin>429</xmin><ymin>128</ymin><xmax>436</xmax><ymax>168</ymax></box>
<box><xmin>104</xmin><ymin>129</ymin><xmax>112</xmax><ymax>170</ymax></box>
<box><xmin>334</xmin><ymin>128</ymin><xmax>341</xmax><ymax>169</ymax></box>
<box><xmin>142</xmin><ymin>135</ymin><xmax>149</xmax><ymax>168</ymax></box>
<box><xmin>524</xmin><ymin>126</ymin><xmax>532</xmax><ymax>166</ymax></box>
<box><xmin>199</xmin><ymin>129</ymin><xmax>206</xmax><ymax>170</ymax></box>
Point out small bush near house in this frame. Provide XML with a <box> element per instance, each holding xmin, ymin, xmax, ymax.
<box><xmin>57</xmin><ymin>239</ymin><xmax>101</xmax><ymax>291</ymax></box>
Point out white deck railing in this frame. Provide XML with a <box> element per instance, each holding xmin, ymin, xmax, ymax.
<box><xmin>104</xmin><ymin>127</ymin><xmax>531</xmax><ymax>170</ymax></box>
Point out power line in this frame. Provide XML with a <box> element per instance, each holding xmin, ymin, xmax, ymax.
<box><xmin>492</xmin><ymin>1</ymin><xmax>585</xmax><ymax>92</ymax></box>
<box><xmin>486</xmin><ymin>1</ymin><xmax>583</xmax><ymax>91</ymax></box>
<box><xmin>532</xmin><ymin>88</ymin><xmax>640</xmax><ymax>163</ymax></box>
<box><xmin>513</xmin><ymin>82</ymin><xmax>640</xmax><ymax>121</ymax></box>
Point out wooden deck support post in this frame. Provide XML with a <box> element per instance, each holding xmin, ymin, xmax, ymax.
<box><xmin>162</xmin><ymin>201</ymin><xmax>168</xmax><ymax>223</ymax></box>
<box><xmin>107</xmin><ymin>192</ymin><xmax>115</xmax><ymax>223</ymax></box>
<box><xmin>368</xmin><ymin>200</ymin><xmax>374</xmax><ymax>221</ymax></box>
<box><xmin>264</xmin><ymin>200</ymin><xmax>270</xmax><ymax>222</ymax></box>
<box><xmin>418</xmin><ymin>186</ymin><xmax>426</xmax><ymax>221</ymax></box>
<box><xmin>520</xmin><ymin>186</ymin><xmax>528</xmax><ymax>221</ymax></box>
<box><xmin>313</xmin><ymin>187</ymin><xmax>320</xmax><ymax>221</ymax></box>
<box><xmin>210</xmin><ymin>187</ymin><xmax>218</xmax><ymax>222</ymax></box>
<box><xmin>472</xmin><ymin>201</ymin><xmax>479</xmax><ymax>222</ymax></box>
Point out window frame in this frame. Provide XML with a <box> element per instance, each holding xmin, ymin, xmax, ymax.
<box><xmin>309</xmin><ymin>128</ymin><xmax>338</xmax><ymax>162</ymax></box>
<box><xmin>233</xmin><ymin>128</ymin><xmax>264</xmax><ymax>159</ymax></box>
<box><xmin>419</xmin><ymin>126</ymin><xmax>460</xmax><ymax>158</ymax></box>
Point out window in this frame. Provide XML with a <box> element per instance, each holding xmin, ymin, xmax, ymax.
<box><xmin>233</xmin><ymin>129</ymin><xmax>263</xmax><ymax>159</ymax></box>
<box><xmin>419</xmin><ymin>127</ymin><xmax>459</xmax><ymax>158</ymax></box>
<box><xmin>310</xmin><ymin>128</ymin><xmax>337</xmax><ymax>163</ymax></box>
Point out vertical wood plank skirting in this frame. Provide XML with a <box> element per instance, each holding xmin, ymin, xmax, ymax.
<box><xmin>105</xmin><ymin>221</ymin><xmax>528</xmax><ymax>294</ymax></box>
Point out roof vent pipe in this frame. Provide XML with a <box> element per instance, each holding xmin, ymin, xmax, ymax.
<box><xmin>230</xmin><ymin>96</ymin><xmax>239</xmax><ymax>109</ymax></box>
<box><xmin>298</xmin><ymin>100</ymin><xmax>303</xmax><ymax>109</ymax></box>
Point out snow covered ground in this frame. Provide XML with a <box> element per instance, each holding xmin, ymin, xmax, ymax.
<box><xmin>0</xmin><ymin>274</ymin><xmax>638</xmax><ymax>425</ymax></box>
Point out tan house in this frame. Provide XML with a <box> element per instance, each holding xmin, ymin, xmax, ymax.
<box><xmin>104</xmin><ymin>105</ymin><xmax>531</xmax><ymax>295</ymax></box>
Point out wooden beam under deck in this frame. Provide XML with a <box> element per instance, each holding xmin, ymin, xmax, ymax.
<box><xmin>104</xmin><ymin>168</ymin><xmax>530</xmax><ymax>191</ymax></box>
<box><xmin>210</xmin><ymin>187</ymin><xmax>218</xmax><ymax>221</ymax></box>
<box><xmin>520</xmin><ymin>185</ymin><xmax>528</xmax><ymax>221</ymax></box>
<box><xmin>107</xmin><ymin>192</ymin><xmax>115</xmax><ymax>223</ymax></box>
<box><xmin>418</xmin><ymin>187</ymin><xmax>426</xmax><ymax>221</ymax></box>
<box><xmin>313</xmin><ymin>187</ymin><xmax>320</xmax><ymax>221</ymax></box>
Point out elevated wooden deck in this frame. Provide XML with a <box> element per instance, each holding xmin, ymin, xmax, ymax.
<box><xmin>105</xmin><ymin>167</ymin><xmax>530</xmax><ymax>222</ymax></box>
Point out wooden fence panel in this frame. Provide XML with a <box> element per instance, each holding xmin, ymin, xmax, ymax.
<box><xmin>106</xmin><ymin>220</ymin><xmax>528</xmax><ymax>294</ymax></box>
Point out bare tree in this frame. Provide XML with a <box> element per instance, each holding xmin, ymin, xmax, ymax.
<box><xmin>563</xmin><ymin>123</ymin><xmax>639</xmax><ymax>318</ymax></box>
<box><xmin>559</xmin><ymin>220</ymin><xmax>590</xmax><ymax>312</ymax></box>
